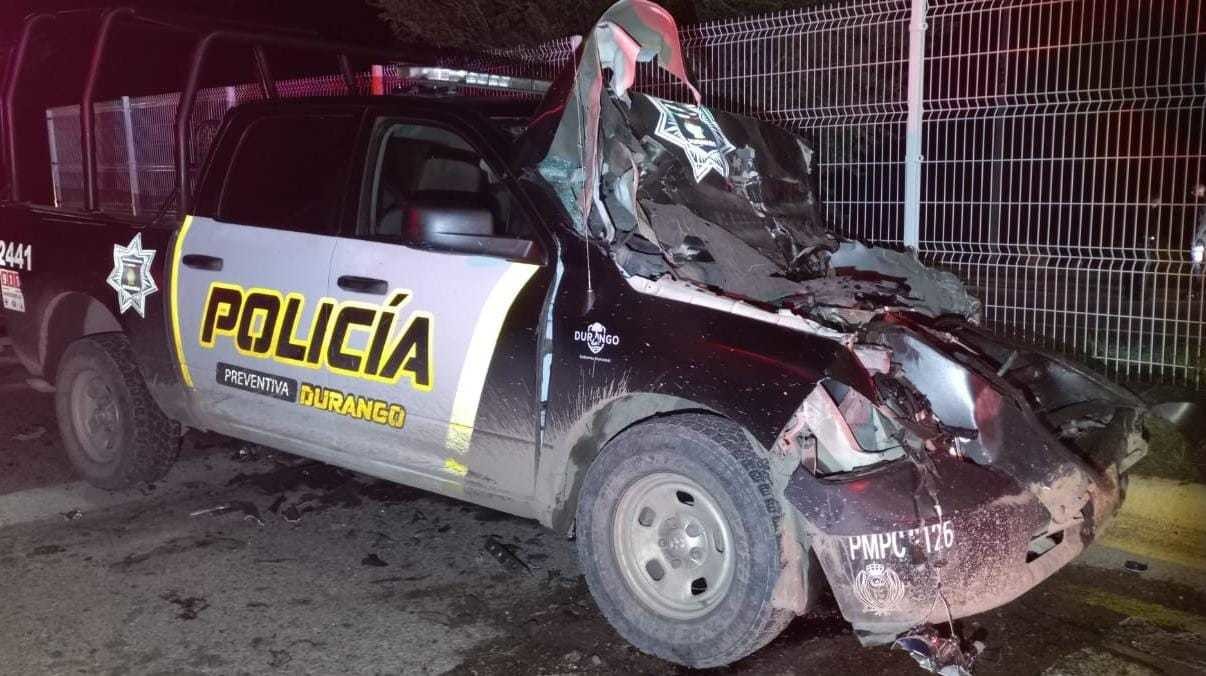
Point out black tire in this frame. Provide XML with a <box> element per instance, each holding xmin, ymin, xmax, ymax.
<box><xmin>54</xmin><ymin>334</ymin><xmax>180</xmax><ymax>489</ymax></box>
<box><xmin>575</xmin><ymin>413</ymin><xmax>792</xmax><ymax>668</ymax></box>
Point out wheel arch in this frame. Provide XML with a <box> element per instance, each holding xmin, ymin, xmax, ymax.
<box><xmin>39</xmin><ymin>291</ymin><xmax>123</xmax><ymax>379</ymax></box>
<box><xmin>538</xmin><ymin>391</ymin><xmax>823</xmax><ymax>621</ymax></box>
<box><xmin>538</xmin><ymin>391</ymin><xmax>734</xmax><ymax>534</ymax></box>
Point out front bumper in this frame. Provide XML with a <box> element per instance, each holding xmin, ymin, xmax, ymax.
<box><xmin>786</xmin><ymin>446</ymin><xmax>1125</xmax><ymax>641</ymax></box>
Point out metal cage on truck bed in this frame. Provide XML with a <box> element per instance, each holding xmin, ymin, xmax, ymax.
<box><xmin>2</xmin><ymin>8</ymin><xmax>552</xmax><ymax>219</ymax></box>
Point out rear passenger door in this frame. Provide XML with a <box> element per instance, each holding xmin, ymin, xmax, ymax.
<box><xmin>174</xmin><ymin>110</ymin><xmax>358</xmax><ymax>448</ymax></box>
<box><xmin>323</xmin><ymin>114</ymin><xmax>551</xmax><ymax>501</ymax></box>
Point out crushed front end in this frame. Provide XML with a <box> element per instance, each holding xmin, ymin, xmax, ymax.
<box><xmin>778</xmin><ymin>313</ymin><xmax>1146</xmax><ymax>641</ymax></box>
<box><xmin>522</xmin><ymin>0</ymin><xmax>1149</xmax><ymax>645</ymax></box>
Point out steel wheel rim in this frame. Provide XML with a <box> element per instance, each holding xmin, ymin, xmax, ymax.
<box><xmin>69</xmin><ymin>369</ymin><xmax>121</xmax><ymax>463</ymax></box>
<box><xmin>612</xmin><ymin>471</ymin><xmax>736</xmax><ymax>620</ymax></box>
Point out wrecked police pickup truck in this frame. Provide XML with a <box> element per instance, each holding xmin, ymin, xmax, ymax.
<box><xmin>1</xmin><ymin>1</ymin><xmax>1147</xmax><ymax>669</ymax></box>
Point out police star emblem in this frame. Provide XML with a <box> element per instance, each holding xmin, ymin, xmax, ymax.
<box><xmin>106</xmin><ymin>233</ymin><xmax>158</xmax><ymax>317</ymax></box>
<box><xmin>649</xmin><ymin>97</ymin><xmax>735</xmax><ymax>183</ymax></box>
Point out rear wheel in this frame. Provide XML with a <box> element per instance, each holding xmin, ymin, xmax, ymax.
<box><xmin>575</xmin><ymin>413</ymin><xmax>792</xmax><ymax>668</ymax></box>
<box><xmin>55</xmin><ymin>334</ymin><xmax>180</xmax><ymax>489</ymax></box>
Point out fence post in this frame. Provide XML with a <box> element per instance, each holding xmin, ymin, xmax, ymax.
<box><xmin>903</xmin><ymin>0</ymin><xmax>927</xmax><ymax>250</ymax></box>
<box><xmin>121</xmin><ymin>96</ymin><xmax>140</xmax><ymax>216</ymax></box>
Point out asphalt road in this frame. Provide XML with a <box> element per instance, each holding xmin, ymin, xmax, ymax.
<box><xmin>1</xmin><ymin>340</ymin><xmax>1204</xmax><ymax>675</ymax></box>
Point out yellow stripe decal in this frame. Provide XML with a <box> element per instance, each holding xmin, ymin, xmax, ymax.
<box><xmin>445</xmin><ymin>262</ymin><xmax>539</xmax><ymax>455</ymax></box>
<box><xmin>443</xmin><ymin>457</ymin><xmax>469</xmax><ymax>477</ymax></box>
<box><xmin>170</xmin><ymin>215</ymin><xmax>194</xmax><ymax>388</ymax></box>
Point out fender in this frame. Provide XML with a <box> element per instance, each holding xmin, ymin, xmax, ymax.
<box><xmin>38</xmin><ymin>290</ymin><xmax>122</xmax><ymax>378</ymax></box>
<box><xmin>535</xmin><ymin>391</ymin><xmax>715</xmax><ymax>532</ymax></box>
<box><xmin>536</xmin><ymin>391</ymin><xmax>823</xmax><ymax>617</ymax></box>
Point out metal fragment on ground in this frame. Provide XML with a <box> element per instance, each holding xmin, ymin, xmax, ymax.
<box><xmin>13</xmin><ymin>425</ymin><xmax>46</xmax><ymax>441</ymax></box>
<box><xmin>893</xmin><ymin>625</ymin><xmax>981</xmax><ymax>676</ymax></box>
<box><xmin>188</xmin><ymin>501</ymin><xmax>263</xmax><ymax>526</ymax></box>
<box><xmin>361</xmin><ymin>553</ymin><xmax>388</xmax><ymax>567</ymax></box>
<box><xmin>485</xmin><ymin>536</ymin><xmax>531</xmax><ymax>575</ymax></box>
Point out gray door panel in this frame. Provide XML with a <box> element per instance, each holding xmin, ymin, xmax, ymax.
<box><xmin>325</xmin><ymin>238</ymin><xmax>540</xmax><ymax>498</ymax></box>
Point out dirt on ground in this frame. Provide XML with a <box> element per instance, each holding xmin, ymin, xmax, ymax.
<box><xmin>1</xmin><ymin>442</ymin><xmax>1204</xmax><ymax>675</ymax></box>
<box><xmin>2</xmin><ymin>324</ymin><xmax>1205</xmax><ymax>675</ymax></box>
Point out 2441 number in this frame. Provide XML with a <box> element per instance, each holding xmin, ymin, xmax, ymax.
<box><xmin>0</xmin><ymin>241</ymin><xmax>32</xmax><ymax>271</ymax></box>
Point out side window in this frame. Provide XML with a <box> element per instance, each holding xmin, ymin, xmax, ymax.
<box><xmin>217</xmin><ymin>114</ymin><xmax>357</xmax><ymax>233</ymax></box>
<box><xmin>367</xmin><ymin>122</ymin><xmax>535</xmax><ymax>246</ymax></box>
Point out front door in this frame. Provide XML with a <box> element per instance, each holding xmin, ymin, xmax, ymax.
<box><xmin>322</xmin><ymin>116</ymin><xmax>550</xmax><ymax>501</ymax></box>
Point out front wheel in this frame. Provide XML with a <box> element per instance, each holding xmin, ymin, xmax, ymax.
<box><xmin>575</xmin><ymin>413</ymin><xmax>792</xmax><ymax>668</ymax></box>
<box><xmin>55</xmin><ymin>334</ymin><xmax>180</xmax><ymax>489</ymax></box>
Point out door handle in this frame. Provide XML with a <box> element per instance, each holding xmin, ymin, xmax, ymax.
<box><xmin>182</xmin><ymin>254</ymin><xmax>223</xmax><ymax>271</ymax></box>
<box><xmin>337</xmin><ymin>275</ymin><xmax>388</xmax><ymax>295</ymax></box>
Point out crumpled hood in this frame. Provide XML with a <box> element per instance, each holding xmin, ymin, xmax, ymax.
<box><xmin>527</xmin><ymin>0</ymin><xmax>980</xmax><ymax>328</ymax></box>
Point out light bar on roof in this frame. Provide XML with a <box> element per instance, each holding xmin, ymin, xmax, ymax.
<box><xmin>399</xmin><ymin>66</ymin><xmax>551</xmax><ymax>94</ymax></box>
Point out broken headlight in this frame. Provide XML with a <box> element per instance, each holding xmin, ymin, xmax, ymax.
<box><xmin>783</xmin><ymin>379</ymin><xmax>908</xmax><ymax>476</ymax></box>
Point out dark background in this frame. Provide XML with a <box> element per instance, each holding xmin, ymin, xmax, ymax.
<box><xmin>2</xmin><ymin>1</ymin><xmax>396</xmax><ymax>49</ymax></box>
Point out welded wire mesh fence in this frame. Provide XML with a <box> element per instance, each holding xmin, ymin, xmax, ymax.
<box><xmin>456</xmin><ymin>0</ymin><xmax>1206</xmax><ymax>385</ymax></box>
<box><xmin>917</xmin><ymin>0</ymin><xmax>1205</xmax><ymax>385</ymax></box>
<box><xmin>43</xmin><ymin>0</ymin><xmax>1205</xmax><ymax>384</ymax></box>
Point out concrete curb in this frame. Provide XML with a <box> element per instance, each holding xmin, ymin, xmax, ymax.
<box><xmin>1100</xmin><ymin>475</ymin><xmax>1206</xmax><ymax>573</ymax></box>
<box><xmin>1</xmin><ymin>458</ymin><xmax>1202</xmax><ymax>574</ymax></box>
<box><xmin>0</xmin><ymin>453</ymin><xmax>243</xmax><ymax>529</ymax></box>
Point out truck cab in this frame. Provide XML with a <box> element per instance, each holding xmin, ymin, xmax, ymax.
<box><xmin>172</xmin><ymin>96</ymin><xmax>559</xmax><ymax>509</ymax></box>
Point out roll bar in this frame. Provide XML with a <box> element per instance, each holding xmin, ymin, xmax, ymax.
<box><xmin>0</xmin><ymin>8</ymin><xmax>470</xmax><ymax>213</ymax></box>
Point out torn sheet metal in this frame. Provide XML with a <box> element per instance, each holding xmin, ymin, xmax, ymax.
<box><xmin>527</xmin><ymin>0</ymin><xmax>976</xmax><ymax>328</ymax></box>
<box><xmin>619</xmin><ymin>93</ymin><xmax>836</xmax><ymax>277</ymax></box>
<box><xmin>537</xmin><ymin>0</ymin><xmax>698</xmax><ymax>227</ymax></box>
<box><xmin>826</xmin><ymin>242</ymin><xmax>981</xmax><ymax>321</ymax></box>
<box><xmin>777</xmin><ymin>310</ymin><xmax>1145</xmax><ymax>639</ymax></box>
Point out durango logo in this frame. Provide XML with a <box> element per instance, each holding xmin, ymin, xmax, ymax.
<box><xmin>199</xmin><ymin>283</ymin><xmax>432</xmax><ymax>391</ymax></box>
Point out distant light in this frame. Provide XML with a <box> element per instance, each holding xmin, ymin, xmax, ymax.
<box><xmin>399</xmin><ymin>66</ymin><xmax>550</xmax><ymax>94</ymax></box>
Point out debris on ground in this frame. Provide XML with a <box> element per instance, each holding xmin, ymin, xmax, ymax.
<box><xmin>186</xmin><ymin>430</ymin><xmax>234</xmax><ymax>450</ymax></box>
<box><xmin>485</xmin><ymin>536</ymin><xmax>532</xmax><ymax>575</ymax></box>
<box><xmin>281</xmin><ymin>504</ymin><xmax>302</xmax><ymax>523</ymax></box>
<box><xmin>893</xmin><ymin>625</ymin><xmax>982</xmax><ymax>676</ymax></box>
<box><xmin>1124</xmin><ymin>560</ymin><xmax>1149</xmax><ymax>573</ymax></box>
<box><xmin>12</xmin><ymin>425</ymin><xmax>46</xmax><ymax>441</ymax></box>
<box><xmin>268</xmin><ymin>649</ymin><xmax>292</xmax><ymax>668</ymax></box>
<box><xmin>27</xmin><ymin>544</ymin><xmax>66</xmax><ymax>557</ymax></box>
<box><xmin>232</xmin><ymin>444</ymin><xmax>260</xmax><ymax>462</ymax></box>
<box><xmin>562</xmin><ymin>650</ymin><xmax>582</xmax><ymax>664</ymax></box>
<box><xmin>188</xmin><ymin>501</ymin><xmax>264</xmax><ymax>526</ymax></box>
<box><xmin>361</xmin><ymin>553</ymin><xmax>388</xmax><ymax>567</ymax></box>
<box><xmin>60</xmin><ymin>509</ymin><xmax>83</xmax><ymax>521</ymax></box>
<box><xmin>368</xmin><ymin>530</ymin><xmax>394</xmax><ymax>548</ymax></box>
<box><xmin>160</xmin><ymin>592</ymin><xmax>209</xmax><ymax>620</ymax></box>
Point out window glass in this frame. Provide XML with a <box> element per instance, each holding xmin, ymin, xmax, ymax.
<box><xmin>369</xmin><ymin>123</ymin><xmax>532</xmax><ymax>242</ymax></box>
<box><xmin>218</xmin><ymin>114</ymin><xmax>356</xmax><ymax>232</ymax></box>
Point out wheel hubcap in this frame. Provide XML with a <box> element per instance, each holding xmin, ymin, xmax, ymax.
<box><xmin>612</xmin><ymin>472</ymin><xmax>735</xmax><ymax>620</ymax></box>
<box><xmin>69</xmin><ymin>369</ymin><xmax>121</xmax><ymax>463</ymax></box>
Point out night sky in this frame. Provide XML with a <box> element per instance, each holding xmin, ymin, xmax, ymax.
<box><xmin>2</xmin><ymin>0</ymin><xmax>396</xmax><ymax>50</ymax></box>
